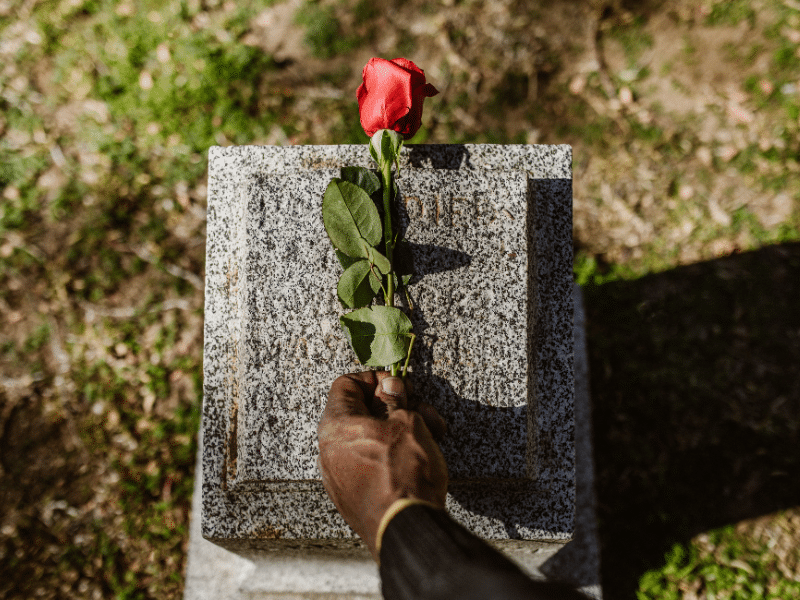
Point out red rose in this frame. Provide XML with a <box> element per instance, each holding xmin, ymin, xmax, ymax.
<box><xmin>356</xmin><ymin>57</ymin><xmax>439</xmax><ymax>140</ymax></box>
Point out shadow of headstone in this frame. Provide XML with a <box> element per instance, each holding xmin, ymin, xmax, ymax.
<box><xmin>586</xmin><ymin>242</ymin><xmax>800</xmax><ymax>599</ymax></box>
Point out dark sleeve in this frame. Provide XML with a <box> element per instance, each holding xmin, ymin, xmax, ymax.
<box><xmin>378</xmin><ymin>504</ymin><xmax>588</xmax><ymax>600</ymax></box>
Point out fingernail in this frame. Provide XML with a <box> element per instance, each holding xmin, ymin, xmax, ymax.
<box><xmin>380</xmin><ymin>377</ymin><xmax>405</xmax><ymax>397</ymax></box>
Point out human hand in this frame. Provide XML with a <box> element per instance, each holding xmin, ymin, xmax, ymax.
<box><xmin>317</xmin><ymin>371</ymin><xmax>448</xmax><ymax>560</ymax></box>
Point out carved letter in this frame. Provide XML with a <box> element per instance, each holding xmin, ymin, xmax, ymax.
<box><xmin>451</xmin><ymin>196</ymin><xmax>476</xmax><ymax>228</ymax></box>
<box><xmin>404</xmin><ymin>195</ymin><xmax>425</xmax><ymax>225</ymax></box>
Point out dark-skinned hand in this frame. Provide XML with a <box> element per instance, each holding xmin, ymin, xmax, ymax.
<box><xmin>317</xmin><ymin>371</ymin><xmax>448</xmax><ymax>561</ymax></box>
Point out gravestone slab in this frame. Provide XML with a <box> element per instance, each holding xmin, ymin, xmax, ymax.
<box><xmin>202</xmin><ymin>144</ymin><xmax>574</xmax><ymax>555</ymax></box>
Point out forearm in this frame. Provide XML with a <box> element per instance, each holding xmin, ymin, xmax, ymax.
<box><xmin>379</xmin><ymin>504</ymin><xmax>587</xmax><ymax>600</ymax></box>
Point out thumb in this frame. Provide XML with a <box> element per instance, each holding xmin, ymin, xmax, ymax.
<box><xmin>371</xmin><ymin>375</ymin><xmax>408</xmax><ymax>417</ymax></box>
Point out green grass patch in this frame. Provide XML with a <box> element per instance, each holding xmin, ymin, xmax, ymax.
<box><xmin>638</xmin><ymin>523</ymin><xmax>800</xmax><ymax>599</ymax></box>
<box><xmin>704</xmin><ymin>0</ymin><xmax>757</xmax><ymax>27</ymax></box>
<box><xmin>608</xmin><ymin>15</ymin><xmax>654</xmax><ymax>66</ymax></box>
<box><xmin>574</xmin><ymin>250</ymin><xmax>641</xmax><ymax>286</ymax></box>
<box><xmin>32</xmin><ymin>0</ymin><xmax>284</xmax><ymax>192</ymax></box>
<box><xmin>295</xmin><ymin>0</ymin><xmax>363</xmax><ymax>59</ymax></box>
<box><xmin>116</xmin><ymin>398</ymin><xmax>200</xmax><ymax>541</ymax></box>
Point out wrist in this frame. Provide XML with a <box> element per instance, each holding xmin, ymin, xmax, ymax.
<box><xmin>374</xmin><ymin>498</ymin><xmax>445</xmax><ymax>561</ymax></box>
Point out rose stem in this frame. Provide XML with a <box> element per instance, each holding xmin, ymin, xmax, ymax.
<box><xmin>380</xmin><ymin>158</ymin><xmax>400</xmax><ymax>376</ymax></box>
<box><xmin>401</xmin><ymin>333</ymin><xmax>416</xmax><ymax>379</ymax></box>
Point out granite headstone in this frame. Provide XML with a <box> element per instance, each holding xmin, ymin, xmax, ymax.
<box><xmin>202</xmin><ymin>145</ymin><xmax>574</xmax><ymax>555</ymax></box>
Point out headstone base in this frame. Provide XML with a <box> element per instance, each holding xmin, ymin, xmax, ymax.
<box><xmin>184</xmin><ymin>285</ymin><xmax>601</xmax><ymax>600</ymax></box>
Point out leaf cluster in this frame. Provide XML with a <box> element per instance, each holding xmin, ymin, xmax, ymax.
<box><xmin>322</xmin><ymin>167</ymin><xmax>414</xmax><ymax>367</ymax></box>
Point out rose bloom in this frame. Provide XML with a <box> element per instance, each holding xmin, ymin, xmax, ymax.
<box><xmin>357</xmin><ymin>57</ymin><xmax>439</xmax><ymax>140</ymax></box>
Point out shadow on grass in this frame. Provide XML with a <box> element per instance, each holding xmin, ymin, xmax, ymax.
<box><xmin>585</xmin><ymin>241</ymin><xmax>800</xmax><ymax>598</ymax></box>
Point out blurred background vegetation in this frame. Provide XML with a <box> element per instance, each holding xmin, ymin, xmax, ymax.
<box><xmin>0</xmin><ymin>0</ymin><xmax>798</xmax><ymax>598</ymax></box>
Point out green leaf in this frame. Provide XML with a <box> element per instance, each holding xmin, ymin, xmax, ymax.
<box><xmin>337</xmin><ymin>260</ymin><xmax>381</xmax><ymax>309</ymax></box>
<box><xmin>369</xmin><ymin>138</ymin><xmax>379</xmax><ymax>164</ymax></box>
<box><xmin>366</xmin><ymin>246</ymin><xmax>391</xmax><ymax>275</ymax></box>
<box><xmin>339</xmin><ymin>166</ymin><xmax>381</xmax><ymax>196</ymax></box>
<box><xmin>336</xmin><ymin>249</ymin><xmax>360</xmax><ymax>270</ymax></box>
<box><xmin>369</xmin><ymin>129</ymin><xmax>403</xmax><ymax>169</ymax></box>
<box><xmin>381</xmin><ymin>131</ymin><xmax>395</xmax><ymax>166</ymax></box>
<box><xmin>322</xmin><ymin>179</ymin><xmax>382</xmax><ymax>257</ymax></box>
<box><xmin>340</xmin><ymin>306</ymin><xmax>412</xmax><ymax>366</ymax></box>
<box><xmin>337</xmin><ymin>247</ymin><xmax>389</xmax><ymax>284</ymax></box>
<box><xmin>395</xmin><ymin>273</ymin><xmax>412</xmax><ymax>288</ymax></box>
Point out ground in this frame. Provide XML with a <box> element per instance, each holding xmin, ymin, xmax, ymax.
<box><xmin>0</xmin><ymin>0</ymin><xmax>798</xmax><ymax>598</ymax></box>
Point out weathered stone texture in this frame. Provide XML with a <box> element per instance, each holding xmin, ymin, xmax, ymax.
<box><xmin>202</xmin><ymin>145</ymin><xmax>574</xmax><ymax>551</ymax></box>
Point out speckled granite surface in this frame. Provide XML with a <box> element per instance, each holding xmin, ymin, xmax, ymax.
<box><xmin>202</xmin><ymin>144</ymin><xmax>574</xmax><ymax>552</ymax></box>
<box><xmin>186</xmin><ymin>284</ymin><xmax>599</xmax><ymax>599</ymax></box>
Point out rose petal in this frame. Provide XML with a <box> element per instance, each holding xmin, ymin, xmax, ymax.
<box><xmin>390</xmin><ymin>57</ymin><xmax>423</xmax><ymax>75</ymax></box>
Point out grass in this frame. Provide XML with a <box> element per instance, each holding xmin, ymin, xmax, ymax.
<box><xmin>607</xmin><ymin>15</ymin><xmax>654</xmax><ymax>66</ymax></box>
<box><xmin>1</xmin><ymin>0</ymin><xmax>267</xmax><ymax>595</ymax></box>
<box><xmin>638</xmin><ymin>520</ymin><xmax>800</xmax><ymax>599</ymax></box>
<box><xmin>704</xmin><ymin>0</ymin><xmax>757</xmax><ymax>27</ymax></box>
<box><xmin>1</xmin><ymin>0</ymin><xmax>799</xmax><ymax>597</ymax></box>
<box><xmin>295</xmin><ymin>0</ymin><xmax>364</xmax><ymax>59</ymax></box>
